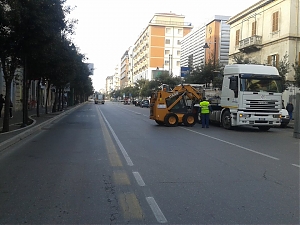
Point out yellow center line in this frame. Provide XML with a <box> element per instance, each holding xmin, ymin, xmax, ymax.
<box><xmin>119</xmin><ymin>193</ymin><xmax>144</xmax><ymax>220</ymax></box>
<box><xmin>96</xmin><ymin>107</ymin><xmax>123</xmax><ymax>167</ymax></box>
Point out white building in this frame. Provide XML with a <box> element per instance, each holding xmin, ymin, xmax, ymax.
<box><xmin>180</xmin><ymin>15</ymin><xmax>231</xmax><ymax>69</ymax></box>
<box><xmin>227</xmin><ymin>0</ymin><xmax>300</xmax><ymax>103</ymax></box>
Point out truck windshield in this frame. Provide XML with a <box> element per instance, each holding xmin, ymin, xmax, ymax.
<box><xmin>240</xmin><ymin>77</ymin><xmax>282</xmax><ymax>93</ymax></box>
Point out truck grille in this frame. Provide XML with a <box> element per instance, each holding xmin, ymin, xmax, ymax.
<box><xmin>245</xmin><ymin>99</ymin><xmax>278</xmax><ymax>110</ymax></box>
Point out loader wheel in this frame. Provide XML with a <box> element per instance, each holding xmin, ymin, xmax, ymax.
<box><xmin>221</xmin><ymin>111</ymin><xmax>232</xmax><ymax>129</ymax></box>
<box><xmin>183</xmin><ymin>113</ymin><xmax>196</xmax><ymax>127</ymax></box>
<box><xmin>155</xmin><ymin>120</ymin><xmax>165</xmax><ymax>126</ymax></box>
<box><xmin>164</xmin><ymin>113</ymin><xmax>178</xmax><ymax>127</ymax></box>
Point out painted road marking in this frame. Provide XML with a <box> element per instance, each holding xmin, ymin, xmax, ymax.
<box><xmin>96</xmin><ymin>108</ymin><xmax>123</xmax><ymax>167</ymax></box>
<box><xmin>146</xmin><ymin>197</ymin><xmax>167</xmax><ymax>223</ymax></box>
<box><xmin>292</xmin><ymin>164</ymin><xmax>300</xmax><ymax>168</ymax></box>
<box><xmin>99</xmin><ymin>109</ymin><xmax>134</xmax><ymax>166</ymax></box>
<box><xmin>181</xmin><ymin>127</ymin><xmax>280</xmax><ymax>160</ymax></box>
<box><xmin>119</xmin><ymin>193</ymin><xmax>144</xmax><ymax>220</ymax></box>
<box><xmin>113</xmin><ymin>170</ymin><xmax>131</xmax><ymax>185</ymax></box>
<box><xmin>98</xmin><ymin>107</ymin><xmax>168</xmax><ymax>223</ymax></box>
<box><xmin>133</xmin><ymin>172</ymin><xmax>145</xmax><ymax>186</ymax></box>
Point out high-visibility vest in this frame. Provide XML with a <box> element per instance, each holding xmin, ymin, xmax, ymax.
<box><xmin>200</xmin><ymin>101</ymin><xmax>210</xmax><ymax>114</ymax></box>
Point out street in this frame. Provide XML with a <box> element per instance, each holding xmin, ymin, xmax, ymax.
<box><xmin>0</xmin><ymin>101</ymin><xmax>299</xmax><ymax>224</ymax></box>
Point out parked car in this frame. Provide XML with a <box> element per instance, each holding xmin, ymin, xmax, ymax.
<box><xmin>280</xmin><ymin>109</ymin><xmax>290</xmax><ymax>128</ymax></box>
<box><xmin>140</xmin><ymin>99</ymin><xmax>149</xmax><ymax>108</ymax></box>
<box><xmin>135</xmin><ymin>99</ymin><xmax>142</xmax><ymax>106</ymax></box>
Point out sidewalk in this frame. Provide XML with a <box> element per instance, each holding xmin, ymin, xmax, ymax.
<box><xmin>0</xmin><ymin>104</ymin><xmax>84</xmax><ymax>151</ymax></box>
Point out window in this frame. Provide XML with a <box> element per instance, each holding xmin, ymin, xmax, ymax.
<box><xmin>235</xmin><ymin>30</ymin><xmax>240</xmax><ymax>46</ymax></box>
<box><xmin>267</xmin><ymin>54</ymin><xmax>279</xmax><ymax>67</ymax></box>
<box><xmin>177</xmin><ymin>40</ymin><xmax>181</xmax><ymax>45</ymax></box>
<box><xmin>165</xmin><ymin>39</ymin><xmax>170</xmax><ymax>44</ymax></box>
<box><xmin>272</xmin><ymin>11</ymin><xmax>279</xmax><ymax>32</ymax></box>
<box><xmin>166</xmin><ymin>28</ymin><xmax>171</xmax><ymax>34</ymax></box>
<box><xmin>177</xmin><ymin>50</ymin><xmax>181</xmax><ymax>56</ymax></box>
<box><xmin>165</xmin><ymin>50</ymin><xmax>170</xmax><ymax>55</ymax></box>
<box><xmin>165</xmin><ymin>60</ymin><xmax>169</xmax><ymax>65</ymax></box>
<box><xmin>176</xmin><ymin>61</ymin><xmax>180</xmax><ymax>66</ymax></box>
<box><xmin>178</xmin><ymin>29</ymin><xmax>183</xmax><ymax>35</ymax></box>
<box><xmin>252</xmin><ymin>21</ymin><xmax>256</xmax><ymax>36</ymax></box>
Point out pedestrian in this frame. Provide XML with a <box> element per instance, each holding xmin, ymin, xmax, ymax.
<box><xmin>0</xmin><ymin>94</ymin><xmax>4</xmax><ymax>118</ymax></box>
<box><xmin>286</xmin><ymin>102</ymin><xmax>294</xmax><ymax>120</ymax></box>
<box><xmin>9</xmin><ymin>99</ymin><xmax>13</xmax><ymax>118</ymax></box>
<box><xmin>282</xmin><ymin>100</ymin><xmax>285</xmax><ymax>109</ymax></box>
<box><xmin>200</xmin><ymin>97</ymin><xmax>211</xmax><ymax>128</ymax></box>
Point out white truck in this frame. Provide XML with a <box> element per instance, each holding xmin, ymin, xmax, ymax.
<box><xmin>94</xmin><ymin>93</ymin><xmax>105</xmax><ymax>104</ymax></box>
<box><xmin>207</xmin><ymin>64</ymin><xmax>283</xmax><ymax>131</ymax></box>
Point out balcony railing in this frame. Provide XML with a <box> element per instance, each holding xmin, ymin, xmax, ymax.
<box><xmin>239</xmin><ymin>35</ymin><xmax>262</xmax><ymax>52</ymax></box>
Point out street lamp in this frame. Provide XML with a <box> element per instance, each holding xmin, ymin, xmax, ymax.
<box><xmin>203</xmin><ymin>38</ymin><xmax>217</xmax><ymax>67</ymax></box>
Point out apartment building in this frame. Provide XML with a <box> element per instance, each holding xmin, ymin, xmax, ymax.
<box><xmin>132</xmin><ymin>13</ymin><xmax>193</xmax><ymax>83</ymax></box>
<box><xmin>105</xmin><ymin>76</ymin><xmax>113</xmax><ymax>95</ymax></box>
<box><xmin>127</xmin><ymin>46</ymin><xmax>134</xmax><ymax>87</ymax></box>
<box><xmin>181</xmin><ymin>15</ymin><xmax>230</xmax><ymax>69</ymax></box>
<box><xmin>227</xmin><ymin>0</ymin><xmax>300</xmax><ymax>82</ymax></box>
<box><xmin>180</xmin><ymin>25</ymin><xmax>206</xmax><ymax>68</ymax></box>
<box><xmin>120</xmin><ymin>50</ymin><xmax>129</xmax><ymax>89</ymax></box>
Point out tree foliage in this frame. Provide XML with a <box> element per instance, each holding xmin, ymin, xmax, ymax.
<box><xmin>292</xmin><ymin>61</ymin><xmax>300</xmax><ymax>87</ymax></box>
<box><xmin>0</xmin><ymin>0</ymin><xmax>93</xmax><ymax>132</ymax></box>
<box><xmin>184</xmin><ymin>59</ymin><xmax>223</xmax><ymax>89</ymax></box>
<box><xmin>276</xmin><ymin>53</ymin><xmax>290</xmax><ymax>89</ymax></box>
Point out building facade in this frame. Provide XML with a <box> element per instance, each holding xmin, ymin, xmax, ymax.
<box><xmin>227</xmin><ymin>0</ymin><xmax>300</xmax><ymax>81</ymax></box>
<box><xmin>132</xmin><ymin>13</ymin><xmax>193</xmax><ymax>83</ymax></box>
<box><xmin>180</xmin><ymin>25</ymin><xmax>206</xmax><ymax>68</ymax></box>
<box><xmin>204</xmin><ymin>15</ymin><xmax>231</xmax><ymax>66</ymax></box>
<box><xmin>120</xmin><ymin>50</ymin><xmax>129</xmax><ymax>89</ymax></box>
<box><xmin>181</xmin><ymin>15</ymin><xmax>230</xmax><ymax>69</ymax></box>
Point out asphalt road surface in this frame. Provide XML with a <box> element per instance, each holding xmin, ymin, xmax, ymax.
<box><xmin>0</xmin><ymin>101</ymin><xmax>299</xmax><ymax>224</ymax></box>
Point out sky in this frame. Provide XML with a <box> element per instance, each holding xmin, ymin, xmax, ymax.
<box><xmin>66</xmin><ymin>0</ymin><xmax>259</xmax><ymax>91</ymax></box>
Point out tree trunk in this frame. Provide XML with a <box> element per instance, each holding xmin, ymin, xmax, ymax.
<box><xmin>45</xmin><ymin>82</ymin><xmax>50</xmax><ymax>114</ymax></box>
<box><xmin>2</xmin><ymin>80</ymin><xmax>12</xmax><ymax>132</ymax></box>
<box><xmin>36</xmin><ymin>79</ymin><xmax>41</xmax><ymax>117</ymax></box>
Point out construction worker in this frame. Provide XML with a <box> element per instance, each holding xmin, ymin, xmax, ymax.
<box><xmin>200</xmin><ymin>97</ymin><xmax>211</xmax><ymax>128</ymax></box>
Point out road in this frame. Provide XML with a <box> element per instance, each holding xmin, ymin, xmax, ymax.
<box><xmin>0</xmin><ymin>101</ymin><xmax>299</xmax><ymax>224</ymax></box>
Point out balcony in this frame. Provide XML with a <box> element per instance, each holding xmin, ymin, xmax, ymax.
<box><xmin>239</xmin><ymin>35</ymin><xmax>262</xmax><ymax>53</ymax></box>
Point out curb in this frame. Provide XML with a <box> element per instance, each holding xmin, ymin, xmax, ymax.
<box><xmin>0</xmin><ymin>103</ymin><xmax>84</xmax><ymax>152</ymax></box>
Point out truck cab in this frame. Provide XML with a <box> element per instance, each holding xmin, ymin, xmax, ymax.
<box><xmin>210</xmin><ymin>64</ymin><xmax>283</xmax><ymax>131</ymax></box>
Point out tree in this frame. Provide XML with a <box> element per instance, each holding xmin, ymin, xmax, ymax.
<box><xmin>276</xmin><ymin>53</ymin><xmax>290</xmax><ymax>90</ymax></box>
<box><xmin>292</xmin><ymin>61</ymin><xmax>300</xmax><ymax>87</ymax></box>
<box><xmin>232</xmin><ymin>54</ymin><xmax>257</xmax><ymax>64</ymax></box>
<box><xmin>184</xmin><ymin>59</ymin><xmax>223</xmax><ymax>89</ymax></box>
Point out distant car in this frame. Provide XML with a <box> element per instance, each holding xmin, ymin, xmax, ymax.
<box><xmin>140</xmin><ymin>99</ymin><xmax>149</xmax><ymax>108</ymax></box>
<box><xmin>135</xmin><ymin>99</ymin><xmax>142</xmax><ymax>106</ymax></box>
<box><xmin>280</xmin><ymin>109</ymin><xmax>290</xmax><ymax>128</ymax></box>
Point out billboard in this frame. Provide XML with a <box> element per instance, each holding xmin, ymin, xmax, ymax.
<box><xmin>180</xmin><ymin>67</ymin><xmax>190</xmax><ymax>77</ymax></box>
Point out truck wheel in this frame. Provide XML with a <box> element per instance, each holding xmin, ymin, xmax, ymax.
<box><xmin>183</xmin><ymin>113</ymin><xmax>196</xmax><ymax>127</ymax></box>
<box><xmin>164</xmin><ymin>113</ymin><xmax>178</xmax><ymax>127</ymax></box>
<box><xmin>258</xmin><ymin>126</ymin><xmax>271</xmax><ymax>131</ymax></box>
<box><xmin>222</xmin><ymin>111</ymin><xmax>232</xmax><ymax>129</ymax></box>
<box><xmin>155</xmin><ymin>120</ymin><xmax>164</xmax><ymax>126</ymax></box>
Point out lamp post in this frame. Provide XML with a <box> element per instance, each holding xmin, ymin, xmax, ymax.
<box><xmin>203</xmin><ymin>38</ymin><xmax>217</xmax><ymax>67</ymax></box>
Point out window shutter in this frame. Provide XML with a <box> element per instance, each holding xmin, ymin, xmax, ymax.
<box><xmin>235</xmin><ymin>30</ymin><xmax>240</xmax><ymax>46</ymax></box>
<box><xmin>267</xmin><ymin>56</ymin><xmax>272</xmax><ymax>65</ymax></box>
<box><xmin>276</xmin><ymin>54</ymin><xmax>279</xmax><ymax>67</ymax></box>
<box><xmin>252</xmin><ymin>22</ymin><xmax>256</xmax><ymax>36</ymax></box>
<box><xmin>272</xmin><ymin>12</ymin><xmax>279</xmax><ymax>32</ymax></box>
